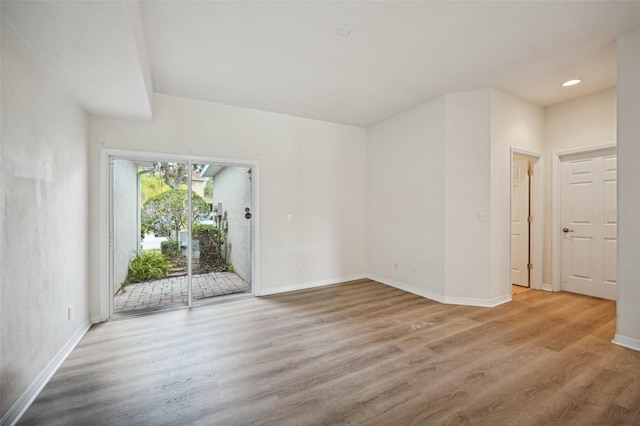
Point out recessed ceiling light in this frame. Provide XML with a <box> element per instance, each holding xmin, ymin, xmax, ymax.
<box><xmin>561</xmin><ymin>79</ymin><xmax>582</xmax><ymax>87</ymax></box>
<box><xmin>337</xmin><ymin>24</ymin><xmax>353</xmax><ymax>37</ymax></box>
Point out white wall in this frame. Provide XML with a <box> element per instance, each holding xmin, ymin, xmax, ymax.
<box><xmin>1</xmin><ymin>20</ymin><xmax>89</xmax><ymax>420</ymax></box>
<box><xmin>367</xmin><ymin>97</ymin><xmax>446</xmax><ymax>299</ymax></box>
<box><xmin>367</xmin><ymin>89</ymin><xmax>542</xmax><ymax>306</ymax></box>
<box><xmin>491</xmin><ymin>89</ymin><xmax>545</xmax><ymax>297</ymax></box>
<box><xmin>543</xmin><ymin>88</ymin><xmax>617</xmax><ymax>285</ymax></box>
<box><xmin>89</xmin><ymin>93</ymin><xmax>368</xmax><ymax>319</ymax></box>
<box><xmin>615</xmin><ymin>27</ymin><xmax>640</xmax><ymax>350</ymax></box>
<box><xmin>443</xmin><ymin>90</ymin><xmax>493</xmax><ymax>301</ymax></box>
<box><xmin>444</xmin><ymin>89</ymin><xmax>543</xmax><ymax>303</ymax></box>
<box><xmin>0</xmin><ymin>13</ymin><xmax>4</xmax><ymax>419</ymax></box>
<box><xmin>211</xmin><ymin>166</ymin><xmax>252</xmax><ymax>283</ymax></box>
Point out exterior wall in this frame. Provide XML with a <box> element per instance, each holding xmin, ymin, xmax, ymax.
<box><xmin>367</xmin><ymin>96</ymin><xmax>446</xmax><ymax>299</ymax></box>
<box><xmin>1</xmin><ymin>21</ymin><xmax>89</xmax><ymax>419</ymax></box>
<box><xmin>615</xmin><ymin>27</ymin><xmax>640</xmax><ymax>349</ymax></box>
<box><xmin>113</xmin><ymin>160</ymin><xmax>139</xmax><ymax>289</ymax></box>
<box><xmin>191</xmin><ymin>178</ymin><xmax>205</xmax><ymax>198</ymax></box>
<box><xmin>211</xmin><ymin>167</ymin><xmax>252</xmax><ymax>282</ymax></box>
<box><xmin>543</xmin><ymin>88</ymin><xmax>616</xmax><ymax>285</ymax></box>
<box><xmin>89</xmin><ymin>93</ymin><xmax>368</xmax><ymax>320</ymax></box>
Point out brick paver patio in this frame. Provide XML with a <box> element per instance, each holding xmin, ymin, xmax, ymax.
<box><xmin>114</xmin><ymin>272</ymin><xmax>250</xmax><ymax>314</ymax></box>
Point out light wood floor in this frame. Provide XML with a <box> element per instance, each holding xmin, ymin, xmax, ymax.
<box><xmin>19</xmin><ymin>279</ymin><xmax>640</xmax><ymax>425</ymax></box>
<box><xmin>512</xmin><ymin>284</ymin><xmax>532</xmax><ymax>295</ymax></box>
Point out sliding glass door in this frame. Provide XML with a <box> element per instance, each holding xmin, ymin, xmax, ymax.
<box><xmin>110</xmin><ymin>157</ymin><xmax>253</xmax><ymax>317</ymax></box>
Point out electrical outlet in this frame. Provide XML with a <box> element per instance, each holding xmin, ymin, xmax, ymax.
<box><xmin>393</xmin><ymin>263</ymin><xmax>399</xmax><ymax>271</ymax></box>
<box><xmin>297</xmin><ymin>263</ymin><xmax>303</xmax><ymax>272</ymax></box>
<box><xmin>67</xmin><ymin>305</ymin><xmax>72</xmax><ymax>321</ymax></box>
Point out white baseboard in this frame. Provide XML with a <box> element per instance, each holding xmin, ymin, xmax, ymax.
<box><xmin>256</xmin><ymin>274</ymin><xmax>367</xmax><ymax>296</ymax></box>
<box><xmin>367</xmin><ymin>274</ymin><xmax>511</xmax><ymax>307</ymax></box>
<box><xmin>367</xmin><ymin>274</ymin><xmax>446</xmax><ymax>304</ymax></box>
<box><xmin>444</xmin><ymin>293</ymin><xmax>511</xmax><ymax>307</ymax></box>
<box><xmin>1</xmin><ymin>320</ymin><xmax>91</xmax><ymax>426</ymax></box>
<box><xmin>541</xmin><ymin>282</ymin><xmax>553</xmax><ymax>292</ymax></box>
<box><xmin>613</xmin><ymin>333</ymin><xmax>640</xmax><ymax>352</ymax></box>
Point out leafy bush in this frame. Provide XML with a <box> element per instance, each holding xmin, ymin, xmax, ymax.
<box><xmin>142</xmin><ymin>188</ymin><xmax>209</xmax><ymax>238</ymax></box>
<box><xmin>125</xmin><ymin>250</ymin><xmax>170</xmax><ymax>284</ymax></box>
<box><xmin>161</xmin><ymin>239</ymin><xmax>180</xmax><ymax>259</ymax></box>
<box><xmin>192</xmin><ymin>224</ymin><xmax>227</xmax><ymax>272</ymax></box>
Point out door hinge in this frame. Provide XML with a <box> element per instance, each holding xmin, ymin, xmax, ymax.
<box><xmin>527</xmin><ymin>263</ymin><xmax>534</xmax><ymax>270</ymax></box>
<box><xmin>527</xmin><ymin>169</ymin><xmax>533</xmax><ymax>177</ymax></box>
<box><xmin>528</xmin><ymin>216</ymin><xmax>534</xmax><ymax>223</ymax></box>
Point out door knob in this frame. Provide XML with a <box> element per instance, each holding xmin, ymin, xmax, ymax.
<box><xmin>562</xmin><ymin>227</ymin><xmax>574</xmax><ymax>233</ymax></box>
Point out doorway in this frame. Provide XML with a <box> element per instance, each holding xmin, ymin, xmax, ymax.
<box><xmin>109</xmin><ymin>156</ymin><xmax>254</xmax><ymax>316</ymax></box>
<box><xmin>512</xmin><ymin>155</ymin><xmax>532</xmax><ymax>288</ymax></box>
<box><xmin>510</xmin><ymin>150</ymin><xmax>543</xmax><ymax>294</ymax></box>
<box><xmin>558</xmin><ymin>147</ymin><xmax>617</xmax><ymax>300</ymax></box>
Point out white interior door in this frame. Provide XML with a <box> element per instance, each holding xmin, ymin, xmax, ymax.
<box><xmin>560</xmin><ymin>150</ymin><xmax>617</xmax><ymax>300</ymax></box>
<box><xmin>512</xmin><ymin>157</ymin><xmax>530</xmax><ymax>287</ymax></box>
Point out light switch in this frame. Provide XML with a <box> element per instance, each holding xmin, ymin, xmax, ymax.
<box><xmin>287</xmin><ymin>214</ymin><xmax>293</xmax><ymax>223</ymax></box>
<box><xmin>479</xmin><ymin>211</ymin><xmax>488</xmax><ymax>222</ymax></box>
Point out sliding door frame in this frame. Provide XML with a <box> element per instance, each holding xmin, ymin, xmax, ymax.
<box><xmin>98</xmin><ymin>148</ymin><xmax>260</xmax><ymax>321</ymax></box>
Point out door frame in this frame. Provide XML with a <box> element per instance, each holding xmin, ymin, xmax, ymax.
<box><xmin>551</xmin><ymin>144</ymin><xmax>616</xmax><ymax>293</ymax></box>
<box><xmin>510</xmin><ymin>148</ymin><xmax>543</xmax><ymax>291</ymax></box>
<box><xmin>98</xmin><ymin>148</ymin><xmax>260</xmax><ymax>322</ymax></box>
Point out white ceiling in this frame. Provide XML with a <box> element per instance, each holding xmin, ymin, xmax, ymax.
<box><xmin>3</xmin><ymin>1</ymin><xmax>640</xmax><ymax>127</ymax></box>
<box><xmin>2</xmin><ymin>1</ymin><xmax>154</xmax><ymax>122</ymax></box>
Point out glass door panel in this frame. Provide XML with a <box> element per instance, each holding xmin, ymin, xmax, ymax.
<box><xmin>112</xmin><ymin>159</ymin><xmax>190</xmax><ymax>315</ymax></box>
<box><xmin>190</xmin><ymin>163</ymin><xmax>253</xmax><ymax>304</ymax></box>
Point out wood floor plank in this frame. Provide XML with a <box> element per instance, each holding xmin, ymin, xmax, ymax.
<box><xmin>17</xmin><ymin>280</ymin><xmax>640</xmax><ymax>426</ymax></box>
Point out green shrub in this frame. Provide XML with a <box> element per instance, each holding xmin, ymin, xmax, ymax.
<box><xmin>142</xmin><ymin>188</ymin><xmax>208</xmax><ymax>238</ymax></box>
<box><xmin>192</xmin><ymin>224</ymin><xmax>227</xmax><ymax>272</ymax></box>
<box><xmin>161</xmin><ymin>239</ymin><xmax>180</xmax><ymax>259</ymax></box>
<box><xmin>125</xmin><ymin>250</ymin><xmax>170</xmax><ymax>284</ymax></box>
